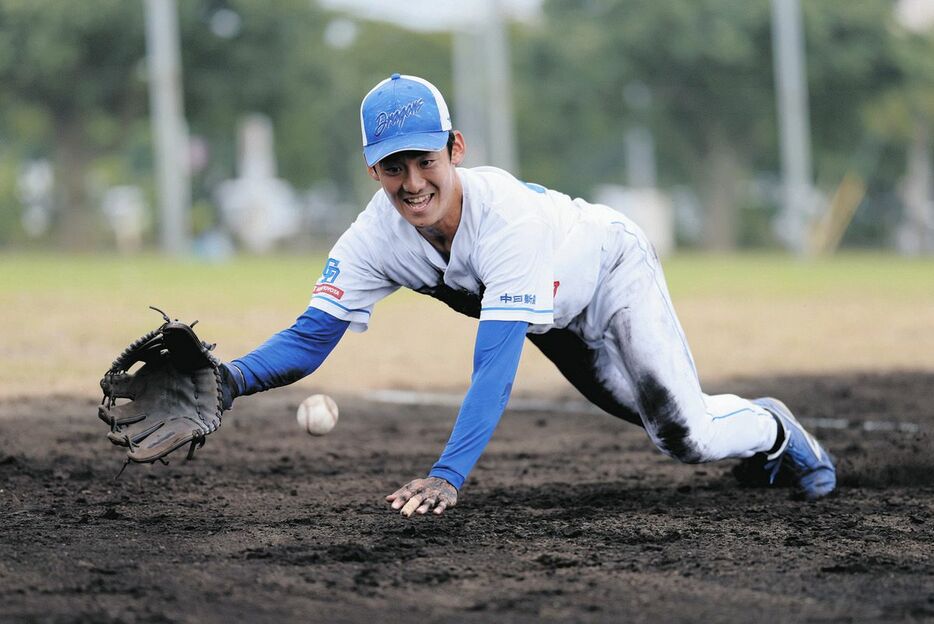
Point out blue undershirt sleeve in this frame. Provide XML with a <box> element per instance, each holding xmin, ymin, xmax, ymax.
<box><xmin>428</xmin><ymin>320</ymin><xmax>528</xmax><ymax>490</ymax></box>
<box><xmin>227</xmin><ymin>307</ymin><xmax>350</xmax><ymax>397</ymax></box>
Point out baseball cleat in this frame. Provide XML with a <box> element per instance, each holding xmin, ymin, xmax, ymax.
<box><xmin>753</xmin><ymin>397</ymin><xmax>836</xmax><ymax>500</ymax></box>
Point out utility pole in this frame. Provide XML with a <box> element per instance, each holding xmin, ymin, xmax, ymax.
<box><xmin>484</xmin><ymin>0</ymin><xmax>518</xmax><ymax>174</ymax></box>
<box><xmin>453</xmin><ymin>1</ymin><xmax>518</xmax><ymax>173</ymax></box>
<box><xmin>453</xmin><ymin>28</ymin><xmax>489</xmax><ymax>167</ymax></box>
<box><xmin>771</xmin><ymin>0</ymin><xmax>813</xmax><ymax>254</ymax></box>
<box><xmin>145</xmin><ymin>0</ymin><xmax>191</xmax><ymax>255</ymax></box>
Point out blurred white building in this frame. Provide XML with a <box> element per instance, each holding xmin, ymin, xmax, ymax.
<box><xmin>318</xmin><ymin>0</ymin><xmax>541</xmax><ymax>31</ymax></box>
<box><xmin>18</xmin><ymin>160</ymin><xmax>54</xmax><ymax>238</ymax></box>
<box><xmin>595</xmin><ymin>185</ymin><xmax>675</xmax><ymax>257</ymax></box>
<box><xmin>101</xmin><ymin>186</ymin><xmax>148</xmax><ymax>254</ymax></box>
<box><xmin>215</xmin><ymin>114</ymin><xmax>301</xmax><ymax>253</ymax></box>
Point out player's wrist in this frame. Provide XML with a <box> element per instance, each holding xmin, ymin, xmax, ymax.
<box><xmin>218</xmin><ymin>362</ymin><xmax>244</xmax><ymax>411</ymax></box>
<box><xmin>427</xmin><ymin>468</ymin><xmax>463</xmax><ymax>490</ymax></box>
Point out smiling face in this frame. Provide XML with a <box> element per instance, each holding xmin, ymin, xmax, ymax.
<box><xmin>367</xmin><ymin>131</ymin><xmax>466</xmax><ymax>238</ymax></box>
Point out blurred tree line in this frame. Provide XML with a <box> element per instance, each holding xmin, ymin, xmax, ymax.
<box><xmin>0</xmin><ymin>0</ymin><xmax>931</xmax><ymax>249</ymax></box>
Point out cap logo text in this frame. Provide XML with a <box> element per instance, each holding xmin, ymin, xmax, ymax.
<box><xmin>374</xmin><ymin>98</ymin><xmax>424</xmax><ymax>137</ymax></box>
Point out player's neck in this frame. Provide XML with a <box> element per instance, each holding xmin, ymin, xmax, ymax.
<box><xmin>418</xmin><ymin>206</ymin><xmax>460</xmax><ymax>257</ymax></box>
<box><xmin>417</xmin><ymin>181</ymin><xmax>463</xmax><ymax>258</ymax></box>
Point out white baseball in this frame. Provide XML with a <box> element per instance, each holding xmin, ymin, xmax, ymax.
<box><xmin>296</xmin><ymin>394</ymin><xmax>339</xmax><ymax>436</ymax></box>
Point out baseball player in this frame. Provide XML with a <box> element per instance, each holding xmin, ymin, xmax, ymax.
<box><xmin>218</xmin><ymin>74</ymin><xmax>836</xmax><ymax>516</ymax></box>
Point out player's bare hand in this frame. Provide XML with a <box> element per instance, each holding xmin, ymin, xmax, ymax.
<box><xmin>385</xmin><ymin>477</ymin><xmax>457</xmax><ymax>517</ymax></box>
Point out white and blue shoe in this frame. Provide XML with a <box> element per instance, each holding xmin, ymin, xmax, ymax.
<box><xmin>753</xmin><ymin>397</ymin><xmax>836</xmax><ymax>500</ymax></box>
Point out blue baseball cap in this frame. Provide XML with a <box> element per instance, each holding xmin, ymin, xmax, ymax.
<box><xmin>360</xmin><ymin>73</ymin><xmax>452</xmax><ymax>167</ymax></box>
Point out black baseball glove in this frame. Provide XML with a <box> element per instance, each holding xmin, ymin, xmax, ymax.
<box><xmin>98</xmin><ymin>307</ymin><xmax>225</xmax><ymax>472</ymax></box>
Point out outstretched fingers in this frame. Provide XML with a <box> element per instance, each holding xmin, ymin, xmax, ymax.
<box><xmin>386</xmin><ymin>485</ymin><xmax>413</xmax><ymax>508</ymax></box>
<box><xmin>400</xmin><ymin>495</ymin><xmax>423</xmax><ymax>517</ymax></box>
<box><xmin>386</xmin><ymin>477</ymin><xmax>458</xmax><ymax>518</ymax></box>
<box><xmin>415</xmin><ymin>497</ymin><xmax>437</xmax><ymax>515</ymax></box>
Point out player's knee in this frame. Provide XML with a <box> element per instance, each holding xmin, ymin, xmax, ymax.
<box><xmin>636</xmin><ymin>374</ymin><xmax>706</xmax><ymax>464</ymax></box>
<box><xmin>649</xmin><ymin>420</ymin><xmax>706</xmax><ymax>464</ymax></box>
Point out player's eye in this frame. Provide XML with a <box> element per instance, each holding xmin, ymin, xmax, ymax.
<box><xmin>421</xmin><ymin>159</ymin><xmax>434</xmax><ymax>167</ymax></box>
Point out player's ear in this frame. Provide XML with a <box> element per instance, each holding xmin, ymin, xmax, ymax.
<box><xmin>450</xmin><ymin>131</ymin><xmax>466</xmax><ymax>166</ymax></box>
<box><xmin>366</xmin><ymin>165</ymin><xmax>380</xmax><ymax>182</ymax></box>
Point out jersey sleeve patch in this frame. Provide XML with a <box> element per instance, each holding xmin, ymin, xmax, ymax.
<box><xmin>308</xmin><ymin>243</ymin><xmax>398</xmax><ymax>333</ymax></box>
<box><xmin>313</xmin><ymin>283</ymin><xmax>345</xmax><ymax>299</ymax></box>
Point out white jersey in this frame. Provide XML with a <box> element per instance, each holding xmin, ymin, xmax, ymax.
<box><xmin>308</xmin><ymin>166</ymin><xmax>638</xmax><ymax>340</ymax></box>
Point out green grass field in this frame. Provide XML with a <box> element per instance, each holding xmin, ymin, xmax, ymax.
<box><xmin>662</xmin><ymin>252</ymin><xmax>934</xmax><ymax>298</ymax></box>
<box><xmin>4</xmin><ymin>251</ymin><xmax>932</xmax><ymax>300</ymax></box>
<box><xmin>1</xmin><ymin>252</ymin><xmax>326</xmax><ymax>307</ymax></box>
<box><xmin>2</xmin><ymin>251</ymin><xmax>933</xmax><ymax>399</ymax></box>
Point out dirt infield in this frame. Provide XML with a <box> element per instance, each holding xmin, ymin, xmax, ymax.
<box><xmin>1</xmin><ymin>371</ymin><xmax>932</xmax><ymax>623</ymax></box>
